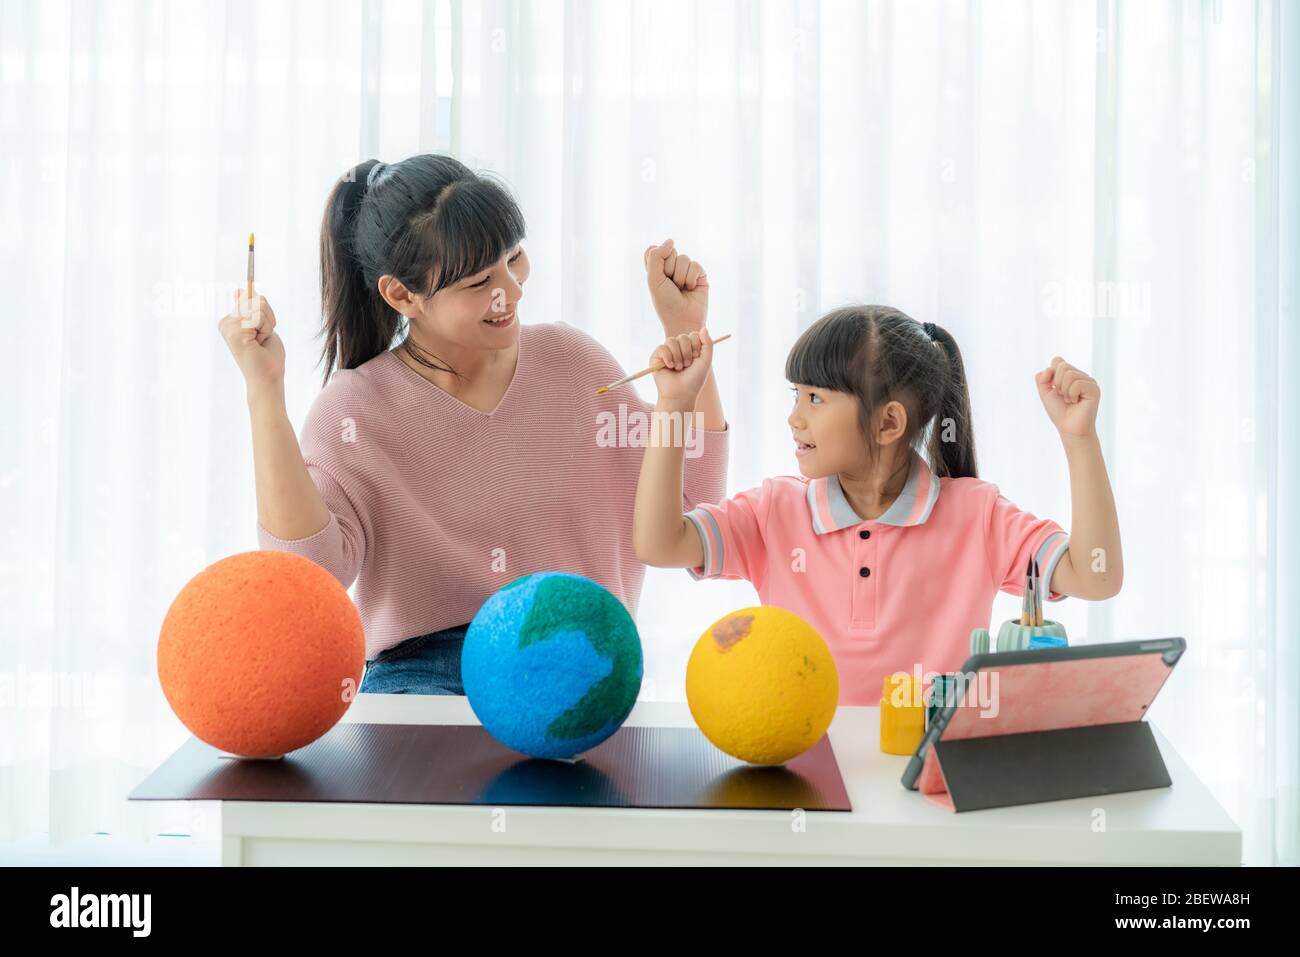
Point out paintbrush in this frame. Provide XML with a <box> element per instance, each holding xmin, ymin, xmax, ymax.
<box><xmin>1033</xmin><ymin>557</ymin><xmax>1043</xmax><ymax>627</ymax></box>
<box><xmin>594</xmin><ymin>333</ymin><xmax>732</xmax><ymax>394</ymax></box>
<box><xmin>1020</xmin><ymin>556</ymin><xmax>1033</xmax><ymax>626</ymax></box>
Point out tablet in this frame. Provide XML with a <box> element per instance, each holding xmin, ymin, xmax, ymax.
<box><xmin>900</xmin><ymin>637</ymin><xmax>1185</xmax><ymax>791</ymax></box>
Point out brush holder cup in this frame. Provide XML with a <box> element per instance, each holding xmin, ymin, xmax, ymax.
<box><xmin>995</xmin><ymin>618</ymin><xmax>1068</xmax><ymax>652</ymax></box>
<box><xmin>969</xmin><ymin>620</ymin><xmax>1069</xmax><ymax>655</ymax></box>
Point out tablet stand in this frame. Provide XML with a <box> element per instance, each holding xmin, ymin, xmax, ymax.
<box><xmin>918</xmin><ymin>720</ymin><xmax>1172</xmax><ymax>812</ymax></box>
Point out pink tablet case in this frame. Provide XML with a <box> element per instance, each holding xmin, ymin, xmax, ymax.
<box><xmin>917</xmin><ymin>650</ymin><xmax>1178</xmax><ymax>812</ymax></box>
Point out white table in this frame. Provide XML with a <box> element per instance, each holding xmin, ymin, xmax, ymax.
<box><xmin>217</xmin><ymin>694</ymin><xmax>1241</xmax><ymax>866</ymax></box>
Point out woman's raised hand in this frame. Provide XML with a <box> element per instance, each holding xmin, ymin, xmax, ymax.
<box><xmin>644</xmin><ymin>238</ymin><xmax>708</xmax><ymax>337</ymax></box>
<box><xmin>219</xmin><ymin>288</ymin><xmax>286</xmax><ymax>393</ymax></box>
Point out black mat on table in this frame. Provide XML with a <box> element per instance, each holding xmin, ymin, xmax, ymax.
<box><xmin>128</xmin><ymin>722</ymin><xmax>852</xmax><ymax>811</ymax></box>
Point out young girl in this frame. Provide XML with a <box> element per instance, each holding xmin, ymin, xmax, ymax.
<box><xmin>633</xmin><ymin>305</ymin><xmax>1123</xmax><ymax>705</ymax></box>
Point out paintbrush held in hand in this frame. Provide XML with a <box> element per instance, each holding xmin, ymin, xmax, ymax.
<box><xmin>595</xmin><ymin>333</ymin><xmax>732</xmax><ymax>395</ymax></box>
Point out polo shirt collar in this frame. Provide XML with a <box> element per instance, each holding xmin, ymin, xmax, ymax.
<box><xmin>806</xmin><ymin>449</ymin><xmax>941</xmax><ymax>533</ymax></box>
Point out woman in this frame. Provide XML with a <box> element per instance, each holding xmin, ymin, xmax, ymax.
<box><xmin>217</xmin><ymin>154</ymin><xmax>729</xmax><ymax>695</ymax></box>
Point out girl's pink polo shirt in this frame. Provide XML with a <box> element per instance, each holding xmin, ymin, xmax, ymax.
<box><xmin>684</xmin><ymin>450</ymin><xmax>1070</xmax><ymax>705</ymax></box>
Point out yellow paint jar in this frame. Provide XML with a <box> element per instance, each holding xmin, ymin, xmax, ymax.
<box><xmin>879</xmin><ymin>674</ymin><xmax>926</xmax><ymax>755</ymax></box>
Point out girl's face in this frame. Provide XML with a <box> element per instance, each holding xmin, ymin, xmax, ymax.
<box><xmin>392</xmin><ymin>244</ymin><xmax>531</xmax><ymax>352</ymax></box>
<box><xmin>788</xmin><ymin>384</ymin><xmax>869</xmax><ymax>478</ymax></box>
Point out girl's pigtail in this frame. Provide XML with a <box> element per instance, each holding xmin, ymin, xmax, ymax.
<box><xmin>924</xmin><ymin>322</ymin><xmax>978</xmax><ymax>479</ymax></box>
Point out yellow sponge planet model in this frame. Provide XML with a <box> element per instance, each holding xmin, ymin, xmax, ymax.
<box><xmin>686</xmin><ymin>606</ymin><xmax>839</xmax><ymax>765</ymax></box>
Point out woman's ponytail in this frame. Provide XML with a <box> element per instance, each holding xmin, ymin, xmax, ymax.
<box><xmin>319</xmin><ymin>158</ymin><xmax>399</xmax><ymax>389</ymax></box>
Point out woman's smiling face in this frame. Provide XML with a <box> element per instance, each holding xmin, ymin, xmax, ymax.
<box><xmin>381</xmin><ymin>243</ymin><xmax>530</xmax><ymax>353</ymax></box>
<box><xmin>424</xmin><ymin>243</ymin><xmax>530</xmax><ymax>349</ymax></box>
<box><xmin>788</xmin><ymin>383</ymin><xmax>868</xmax><ymax>478</ymax></box>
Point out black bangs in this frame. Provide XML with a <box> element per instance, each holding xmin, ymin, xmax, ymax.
<box><xmin>784</xmin><ymin>306</ymin><xmax>873</xmax><ymax>392</ymax></box>
<box><xmin>394</xmin><ymin>174</ymin><xmax>527</xmax><ymax>296</ymax></box>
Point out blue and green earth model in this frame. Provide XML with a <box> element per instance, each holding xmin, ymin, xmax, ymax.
<box><xmin>462</xmin><ymin>571</ymin><xmax>644</xmax><ymax>759</ymax></box>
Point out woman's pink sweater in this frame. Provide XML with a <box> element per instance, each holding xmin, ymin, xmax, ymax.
<box><xmin>257</xmin><ymin>321</ymin><xmax>729</xmax><ymax>660</ymax></box>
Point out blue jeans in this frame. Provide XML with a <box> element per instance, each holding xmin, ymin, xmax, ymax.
<box><xmin>358</xmin><ymin>624</ymin><xmax>467</xmax><ymax>695</ymax></box>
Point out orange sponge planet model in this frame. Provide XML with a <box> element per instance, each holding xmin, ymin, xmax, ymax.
<box><xmin>685</xmin><ymin>606</ymin><xmax>839</xmax><ymax>766</ymax></box>
<box><xmin>157</xmin><ymin>550</ymin><xmax>365</xmax><ymax>758</ymax></box>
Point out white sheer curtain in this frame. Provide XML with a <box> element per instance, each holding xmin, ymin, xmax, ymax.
<box><xmin>1</xmin><ymin>0</ymin><xmax>1294</xmax><ymax>866</ymax></box>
